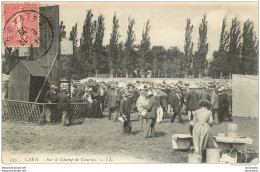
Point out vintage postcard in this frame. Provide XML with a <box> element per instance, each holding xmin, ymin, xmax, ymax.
<box><xmin>1</xmin><ymin>1</ymin><xmax>259</xmax><ymax>166</ymax></box>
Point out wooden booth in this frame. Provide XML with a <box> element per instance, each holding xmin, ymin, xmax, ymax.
<box><xmin>7</xmin><ymin>59</ymin><xmax>47</xmax><ymax>102</ymax></box>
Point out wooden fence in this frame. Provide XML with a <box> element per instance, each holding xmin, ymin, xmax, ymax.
<box><xmin>2</xmin><ymin>100</ymin><xmax>89</xmax><ymax>124</ymax></box>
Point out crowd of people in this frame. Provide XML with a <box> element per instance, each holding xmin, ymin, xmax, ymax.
<box><xmin>44</xmin><ymin>79</ymin><xmax>232</xmax><ymax>159</ymax></box>
<box><xmin>72</xmin><ymin>80</ymin><xmax>232</xmax><ymax>133</ymax></box>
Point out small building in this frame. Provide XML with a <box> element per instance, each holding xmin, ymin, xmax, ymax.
<box><xmin>7</xmin><ymin>59</ymin><xmax>48</xmax><ymax>102</ymax></box>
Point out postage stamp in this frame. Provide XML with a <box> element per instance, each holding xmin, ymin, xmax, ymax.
<box><xmin>3</xmin><ymin>3</ymin><xmax>39</xmax><ymax>47</ymax></box>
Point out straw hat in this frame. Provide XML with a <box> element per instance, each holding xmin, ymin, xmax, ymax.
<box><xmin>51</xmin><ymin>85</ymin><xmax>57</xmax><ymax>89</ymax></box>
<box><xmin>217</xmin><ymin>88</ymin><xmax>223</xmax><ymax>92</ymax></box>
<box><xmin>147</xmin><ymin>90</ymin><xmax>153</xmax><ymax>96</ymax></box>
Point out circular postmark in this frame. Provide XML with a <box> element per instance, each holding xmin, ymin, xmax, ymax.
<box><xmin>3</xmin><ymin>10</ymin><xmax>54</xmax><ymax>58</ymax></box>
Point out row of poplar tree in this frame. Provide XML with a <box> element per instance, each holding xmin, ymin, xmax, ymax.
<box><xmin>61</xmin><ymin>10</ymin><xmax>258</xmax><ymax>79</ymax></box>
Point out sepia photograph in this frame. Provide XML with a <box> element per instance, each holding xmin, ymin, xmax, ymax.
<box><xmin>1</xmin><ymin>1</ymin><xmax>259</xmax><ymax>166</ymax></box>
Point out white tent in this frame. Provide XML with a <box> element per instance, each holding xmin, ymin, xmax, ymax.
<box><xmin>233</xmin><ymin>74</ymin><xmax>258</xmax><ymax>118</ymax></box>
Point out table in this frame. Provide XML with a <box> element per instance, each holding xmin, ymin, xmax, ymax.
<box><xmin>213</xmin><ymin>136</ymin><xmax>253</xmax><ymax>153</ymax></box>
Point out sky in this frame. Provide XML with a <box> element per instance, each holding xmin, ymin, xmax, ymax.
<box><xmin>43</xmin><ymin>2</ymin><xmax>258</xmax><ymax>60</ymax></box>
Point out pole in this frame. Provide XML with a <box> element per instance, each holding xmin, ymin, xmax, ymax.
<box><xmin>35</xmin><ymin>52</ymin><xmax>59</xmax><ymax>103</ymax></box>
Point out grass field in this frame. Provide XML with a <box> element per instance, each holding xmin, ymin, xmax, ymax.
<box><xmin>2</xmin><ymin>112</ymin><xmax>258</xmax><ymax>163</ymax></box>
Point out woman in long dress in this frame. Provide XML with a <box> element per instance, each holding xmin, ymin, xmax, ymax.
<box><xmin>192</xmin><ymin>100</ymin><xmax>215</xmax><ymax>157</ymax></box>
<box><xmin>90</xmin><ymin>86</ymin><xmax>102</xmax><ymax>118</ymax></box>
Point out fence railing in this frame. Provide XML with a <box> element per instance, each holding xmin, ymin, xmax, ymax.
<box><xmin>2</xmin><ymin>100</ymin><xmax>89</xmax><ymax>124</ymax></box>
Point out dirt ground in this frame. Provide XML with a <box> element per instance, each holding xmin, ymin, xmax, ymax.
<box><xmin>2</xmin><ymin>112</ymin><xmax>259</xmax><ymax>163</ymax></box>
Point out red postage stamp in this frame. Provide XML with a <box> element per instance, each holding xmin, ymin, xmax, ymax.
<box><xmin>3</xmin><ymin>3</ymin><xmax>39</xmax><ymax>47</ymax></box>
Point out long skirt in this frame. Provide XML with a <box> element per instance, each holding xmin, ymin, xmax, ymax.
<box><xmin>192</xmin><ymin>122</ymin><xmax>214</xmax><ymax>155</ymax></box>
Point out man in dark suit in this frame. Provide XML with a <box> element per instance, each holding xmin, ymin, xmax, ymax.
<box><xmin>143</xmin><ymin>89</ymin><xmax>160</xmax><ymax>138</ymax></box>
<box><xmin>130</xmin><ymin>85</ymin><xmax>139</xmax><ymax>112</ymax></box>
<box><xmin>169</xmin><ymin>87</ymin><xmax>185</xmax><ymax>124</ymax></box>
<box><xmin>218</xmin><ymin>88</ymin><xmax>231</xmax><ymax>123</ymax></box>
<box><xmin>199</xmin><ymin>86</ymin><xmax>210</xmax><ymax>101</ymax></box>
<box><xmin>186</xmin><ymin>85</ymin><xmax>199</xmax><ymax>121</ymax></box>
<box><xmin>57</xmin><ymin>88</ymin><xmax>70</xmax><ymax>126</ymax></box>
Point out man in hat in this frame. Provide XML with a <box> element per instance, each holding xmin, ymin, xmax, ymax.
<box><xmin>136</xmin><ymin>90</ymin><xmax>149</xmax><ymax>121</ymax></box>
<box><xmin>186</xmin><ymin>84</ymin><xmax>199</xmax><ymax>134</ymax></box>
<box><xmin>186</xmin><ymin>84</ymin><xmax>199</xmax><ymax>121</ymax></box>
<box><xmin>43</xmin><ymin>84</ymin><xmax>58</xmax><ymax>123</ymax></box>
<box><xmin>129</xmin><ymin>85</ymin><xmax>139</xmax><ymax>112</ymax></box>
<box><xmin>107</xmin><ymin>86</ymin><xmax>119</xmax><ymax>120</ymax></box>
<box><xmin>218</xmin><ymin>88</ymin><xmax>231</xmax><ymax>123</ymax></box>
<box><xmin>142</xmin><ymin>89</ymin><xmax>160</xmax><ymax>138</ymax></box>
<box><xmin>211</xmin><ymin>87</ymin><xmax>219</xmax><ymax>125</ymax></box>
<box><xmin>169</xmin><ymin>87</ymin><xmax>185</xmax><ymax>124</ymax></box>
<box><xmin>45</xmin><ymin>85</ymin><xmax>58</xmax><ymax>103</ymax></box>
<box><xmin>57</xmin><ymin>88</ymin><xmax>70</xmax><ymax>126</ymax></box>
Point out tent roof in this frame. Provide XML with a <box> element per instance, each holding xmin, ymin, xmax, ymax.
<box><xmin>20</xmin><ymin>60</ymin><xmax>47</xmax><ymax>77</ymax></box>
<box><xmin>7</xmin><ymin>60</ymin><xmax>47</xmax><ymax>77</ymax></box>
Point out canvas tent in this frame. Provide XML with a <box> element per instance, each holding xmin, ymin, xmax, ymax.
<box><xmin>233</xmin><ymin>74</ymin><xmax>258</xmax><ymax>118</ymax></box>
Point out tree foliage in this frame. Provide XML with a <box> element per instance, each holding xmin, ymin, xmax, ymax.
<box><xmin>193</xmin><ymin>14</ymin><xmax>208</xmax><ymax>77</ymax></box>
<box><xmin>138</xmin><ymin>20</ymin><xmax>151</xmax><ymax>78</ymax></box>
<box><xmin>123</xmin><ymin>17</ymin><xmax>136</xmax><ymax>78</ymax></box>
<box><xmin>108</xmin><ymin>13</ymin><xmax>120</xmax><ymax>77</ymax></box>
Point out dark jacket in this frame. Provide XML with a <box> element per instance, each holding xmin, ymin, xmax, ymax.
<box><xmin>57</xmin><ymin>92</ymin><xmax>70</xmax><ymax>112</ymax></box>
<box><xmin>120</xmin><ymin>97</ymin><xmax>131</xmax><ymax>121</ymax></box>
<box><xmin>171</xmin><ymin>93</ymin><xmax>181</xmax><ymax>113</ymax></box>
<box><xmin>144</xmin><ymin>96</ymin><xmax>160</xmax><ymax>119</ymax></box>
<box><xmin>218</xmin><ymin>93</ymin><xmax>230</xmax><ymax>108</ymax></box>
<box><xmin>133</xmin><ymin>89</ymin><xmax>139</xmax><ymax>102</ymax></box>
<box><xmin>168</xmin><ymin>91</ymin><xmax>175</xmax><ymax>107</ymax></box>
<box><xmin>199</xmin><ymin>90</ymin><xmax>210</xmax><ymax>101</ymax></box>
<box><xmin>186</xmin><ymin>90</ymin><xmax>199</xmax><ymax>111</ymax></box>
<box><xmin>159</xmin><ymin>91</ymin><xmax>168</xmax><ymax>109</ymax></box>
<box><xmin>45</xmin><ymin>90</ymin><xmax>57</xmax><ymax>103</ymax></box>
